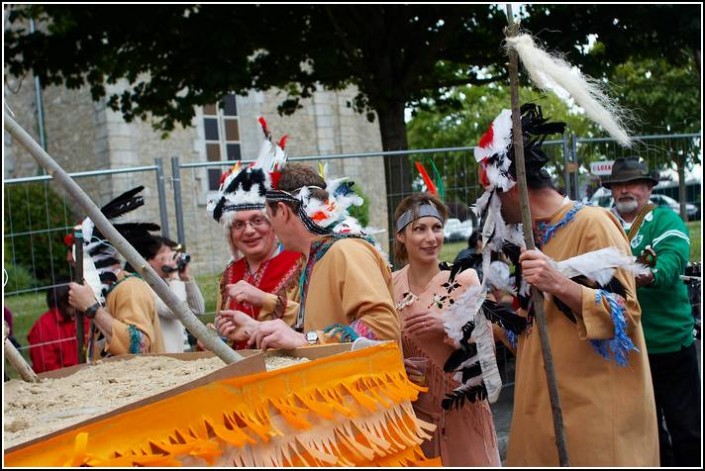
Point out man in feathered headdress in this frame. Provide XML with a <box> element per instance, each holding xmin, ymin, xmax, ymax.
<box><xmin>220</xmin><ymin>155</ymin><xmax>400</xmax><ymax>349</ymax></box>
<box><xmin>473</xmin><ymin>104</ymin><xmax>658</xmax><ymax>466</ymax></box>
<box><xmin>65</xmin><ymin>186</ymin><xmax>165</xmax><ymax>361</ymax></box>
<box><xmin>208</xmin><ymin>117</ymin><xmax>302</xmax><ymax>349</ymax></box>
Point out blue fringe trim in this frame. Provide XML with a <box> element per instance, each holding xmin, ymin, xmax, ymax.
<box><xmin>323</xmin><ymin>322</ymin><xmax>359</xmax><ymax>343</ymax></box>
<box><xmin>127</xmin><ymin>324</ymin><xmax>143</xmax><ymax>354</ymax></box>
<box><xmin>505</xmin><ymin>329</ymin><xmax>518</xmax><ymax>350</ymax></box>
<box><xmin>536</xmin><ymin>201</ymin><xmax>584</xmax><ymax>248</ymax></box>
<box><xmin>589</xmin><ymin>290</ymin><xmax>638</xmax><ymax>366</ymax></box>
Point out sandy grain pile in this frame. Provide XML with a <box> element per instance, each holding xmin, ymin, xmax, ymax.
<box><xmin>3</xmin><ymin>354</ymin><xmax>308</xmax><ymax>449</ymax></box>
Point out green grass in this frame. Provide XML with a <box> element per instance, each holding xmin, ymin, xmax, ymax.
<box><xmin>687</xmin><ymin>221</ymin><xmax>701</xmax><ymax>262</ymax></box>
<box><xmin>440</xmin><ymin>241</ymin><xmax>468</xmax><ymax>264</ymax></box>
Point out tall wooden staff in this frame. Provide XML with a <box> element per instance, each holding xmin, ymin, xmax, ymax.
<box><xmin>73</xmin><ymin>228</ymin><xmax>87</xmax><ymax>363</ymax></box>
<box><xmin>505</xmin><ymin>5</ymin><xmax>570</xmax><ymax>466</ymax></box>
<box><xmin>4</xmin><ymin>113</ymin><xmax>241</xmax><ymax>365</ymax></box>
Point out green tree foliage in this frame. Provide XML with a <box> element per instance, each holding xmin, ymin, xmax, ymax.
<box><xmin>610</xmin><ymin>57</ymin><xmax>701</xmax><ymax>135</ymax></box>
<box><xmin>348</xmin><ymin>187</ymin><xmax>370</xmax><ymax>228</ymax></box>
<box><xmin>407</xmin><ymin>84</ymin><xmax>599</xmax><ymax>194</ymax></box>
<box><xmin>5</xmin><ymin>4</ymin><xmax>700</xmax><ymax>217</ymax></box>
<box><xmin>6</xmin><ymin>4</ymin><xmax>698</xmax><ymax>150</ymax></box>
<box><xmin>522</xmin><ymin>4</ymin><xmax>700</xmax><ymax>74</ymax></box>
<box><xmin>3</xmin><ymin>184</ymin><xmax>74</xmax><ymax>291</ymax></box>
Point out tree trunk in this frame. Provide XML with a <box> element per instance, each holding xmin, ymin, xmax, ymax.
<box><xmin>377</xmin><ymin>101</ymin><xmax>412</xmax><ymax>264</ymax></box>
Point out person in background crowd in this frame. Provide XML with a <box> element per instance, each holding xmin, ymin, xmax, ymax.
<box><xmin>126</xmin><ymin>235</ymin><xmax>205</xmax><ymax>353</ymax></box>
<box><xmin>602</xmin><ymin>156</ymin><xmax>700</xmax><ymax>467</ymax></box>
<box><xmin>453</xmin><ymin>229</ymin><xmax>483</xmax><ymax>267</ymax></box>
<box><xmin>27</xmin><ymin>281</ymin><xmax>91</xmax><ymax>373</ymax></box>
<box><xmin>65</xmin><ymin>187</ymin><xmax>165</xmax><ymax>360</ymax></box>
<box><xmin>391</xmin><ymin>192</ymin><xmax>501</xmax><ymax>466</ymax></box>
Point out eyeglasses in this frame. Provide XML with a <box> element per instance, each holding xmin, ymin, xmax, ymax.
<box><xmin>231</xmin><ymin>216</ymin><xmax>268</xmax><ymax>232</ymax></box>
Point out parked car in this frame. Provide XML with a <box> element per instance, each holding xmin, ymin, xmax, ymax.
<box><xmin>649</xmin><ymin>194</ymin><xmax>699</xmax><ymax>219</ymax></box>
<box><xmin>588</xmin><ymin>188</ymin><xmax>698</xmax><ymax>219</ymax></box>
<box><xmin>444</xmin><ymin>218</ymin><xmax>474</xmax><ymax>243</ymax></box>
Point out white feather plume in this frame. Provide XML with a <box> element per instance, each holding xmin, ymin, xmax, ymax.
<box><xmin>506</xmin><ymin>34</ymin><xmax>633</xmax><ymax>148</ymax></box>
<box><xmin>470</xmin><ymin>305</ymin><xmax>502</xmax><ymax>403</ymax></box>
<box><xmin>486</xmin><ymin>260</ymin><xmax>516</xmax><ymax>295</ymax></box>
<box><xmin>442</xmin><ymin>284</ymin><xmax>486</xmax><ymax>347</ymax></box>
<box><xmin>554</xmin><ymin>246</ymin><xmax>650</xmax><ymax>286</ymax></box>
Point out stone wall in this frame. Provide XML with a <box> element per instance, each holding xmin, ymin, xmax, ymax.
<box><xmin>5</xmin><ymin>80</ymin><xmax>389</xmax><ymax>279</ymax></box>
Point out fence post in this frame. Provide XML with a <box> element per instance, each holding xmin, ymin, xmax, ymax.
<box><xmin>155</xmin><ymin>158</ymin><xmax>170</xmax><ymax>238</ymax></box>
<box><xmin>571</xmin><ymin>134</ymin><xmax>580</xmax><ymax>199</ymax></box>
<box><xmin>562</xmin><ymin>133</ymin><xmax>571</xmax><ymax>197</ymax></box>
<box><xmin>171</xmin><ymin>156</ymin><xmax>186</xmax><ymax>246</ymax></box>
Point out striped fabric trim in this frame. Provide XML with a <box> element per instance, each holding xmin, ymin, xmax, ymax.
<box><xmin>652</xmin><ymin>229</ymin><xmax>690</xmax><ymax>247</ymax></box>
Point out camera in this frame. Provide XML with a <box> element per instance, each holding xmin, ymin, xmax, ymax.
<box><xmin>162</xmin><ymin>252</ymin><xmax>191</xmax><ymax>273</ymax></box>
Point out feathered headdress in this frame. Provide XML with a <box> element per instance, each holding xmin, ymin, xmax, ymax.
<box><xmin>206</xmin><ymin>117</ymin><xmax>288</xmax><ymax>258</ymax></box>
<box><xmin>64</xmin><ymin>186</ymin><xmax>158</xmax><ymax>304</ymax></box>
<box><xmin>207</xmin><ymin>117</ymin><xmax>288</xmax><ymax>228</ymax></box>
<box><xmin>265</xmin><ymin>160</ymin><xmax>365</xmax><ymax>236</ymax></box>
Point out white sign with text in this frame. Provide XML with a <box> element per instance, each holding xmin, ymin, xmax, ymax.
<box><xmin>590</xmin><ymin>160</ymin><xmax>615</xmax><ymax>176</ymax></box>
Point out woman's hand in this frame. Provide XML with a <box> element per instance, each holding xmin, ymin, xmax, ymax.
<box><xmin>404</xmin><ymin>310</ymin><xmax>443</xmax><ymax>337</ymax></box>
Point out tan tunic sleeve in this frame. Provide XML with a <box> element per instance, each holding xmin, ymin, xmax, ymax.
<box><xmin>260</xmin><ymin>284</ymin><xmax>299</xmax><ymax>325</ymax></box>
<box><xmin>569</xmin><ymin>209</ymin><xmax>641</xmax><ymax>341</ymax></box>
<box><xmin>317</xmin><ymin>239</ymin><xmax>400</xmax><ymax>343</ymax></box>
<box><xmin>105</xmin><ymin>277</ymin><xmax>161</xmax><ymax>355</ymax></box>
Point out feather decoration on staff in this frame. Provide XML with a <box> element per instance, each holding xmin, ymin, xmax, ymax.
<box><xmin>415</xmin><ymin>161</ymin><xmax>438</xmax><ymax>195</ymax></box>
<box><xmin>440</xmin><ymin>283</ymin><xmax>504</xmax><ymax>410</ymax></box>
<box><xmin>441</xmin><ymin>285</ymin><xmax>498</xmax><ymax>408</ymax></box>
<box><xmin>549</xmin><ymin>247</ymin><xmax>649</xmax><ymax>325</ymax></box>
<box><xmin>73</xmin><ymin>186</ymin><xmax>154</xmax><ymax>304</ymax></box>
<box><xmin>505</xmin><ymin>34</ymin><xmax>634</xmax><ymax>148</ymax></box>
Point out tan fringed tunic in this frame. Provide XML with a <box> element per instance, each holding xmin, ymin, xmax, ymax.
<box><xmin>506</xmin><ymin>201</ymin><xmax>658</xmax><ymax>467</ymax></box>
<box><xmin>392</xmin><ymin>266</ymin><xmax>501</xmax><ymax>467</ymax></box>
<box><xmin>91</xmin><ymin>272</ymin><xmax>164</xmax><ymax>360</ymax></box>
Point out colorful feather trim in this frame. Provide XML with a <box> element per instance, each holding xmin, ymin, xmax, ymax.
<box><xmin>590</xmin><ymin>290</ymin><xmax>638</xmax><ymax>366</ymax></box>
<box><xmin>5</xmin><ymin>343</ymin><xmax>438</xmax><ymax>467</ymax></box>
<box><xmin>415</xmin><ymin>161</ymin><xmax>438</xmax><ymax>195</ymax></box>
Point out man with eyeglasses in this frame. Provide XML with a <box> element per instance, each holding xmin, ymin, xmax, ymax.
<box><xmin>219</xmin><ymin>162</ymin><xmax>400</xmax><ymax>350</ymax></box>
<box><xmin>208</xmin><ymin>164</ymin><xmax>302</xmax><ymax>350</ymax></box>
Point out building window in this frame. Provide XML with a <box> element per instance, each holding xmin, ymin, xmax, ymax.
<box><xmin>204</xmin><ymin>93</ymin><xmax>241</xmax><ymax>191</ymax></box>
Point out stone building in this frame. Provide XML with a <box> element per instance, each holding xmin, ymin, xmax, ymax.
<box><xmin>4</xmin><ymin>75</ymin><xmax>389</xmax><ymax>276</ymax></box>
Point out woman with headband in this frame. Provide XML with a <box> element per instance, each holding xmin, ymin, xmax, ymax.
<box><xmin>392</xmin><ymin>193</ymin><xmax>501</xmax><ymax>466</ymax></box>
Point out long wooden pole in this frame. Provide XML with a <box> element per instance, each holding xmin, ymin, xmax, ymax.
<box><xmin>505</xmin><ymin>5</ymin><xmax>570</xmax><ymax>466</ymax></box>
<box><xmin>73</xmin><ymin>229</ymin><xmax>87</xmax><ymax>363</ymax></box>
<box><xmin>4</xmin><ymin>319</ymin><xmax>39</xmax><ymax>382</ymax></box>
<box><xmin>4</xmin><ymin>113</ymin><xmax>241</xmax><ymax>365</ymax></box>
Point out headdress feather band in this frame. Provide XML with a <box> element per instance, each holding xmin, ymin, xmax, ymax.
<box><xmin>395</xmin><ymin>203</ymin><xmax>442</xmax><ymax>233</ymax></box>
<box><xmin>207</xmin><ymin>117</ymin><xmax>287</xmax><ymax>227</ymax></box>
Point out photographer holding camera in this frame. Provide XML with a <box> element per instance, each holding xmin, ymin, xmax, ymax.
<box><xmin>127</xmin><ymin>235</ymin><xmax>205</xmax><ymax>353</ymax></box>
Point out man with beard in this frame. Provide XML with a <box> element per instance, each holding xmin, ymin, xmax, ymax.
<box><xmin>602</xmin><ymin>157</ymin><xmax>700</xmax><ymax>467</ymax></box>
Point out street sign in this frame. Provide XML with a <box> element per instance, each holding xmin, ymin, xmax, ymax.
<box><xmin>590</xmin><ymin>160</ymin><xmax>614</xmax><ymax>176</ymax></box>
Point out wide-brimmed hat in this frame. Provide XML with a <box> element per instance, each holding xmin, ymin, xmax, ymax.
<box><xmin>601</xmin><ymin>157</ymin><xmax>659</xmax><ymax>189</ymax></box>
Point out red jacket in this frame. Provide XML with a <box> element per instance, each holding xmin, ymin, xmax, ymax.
<box><xmin>27</xmin><ymin>308</ymin><xmax>90</xmax><ymax>373</ymax></box>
